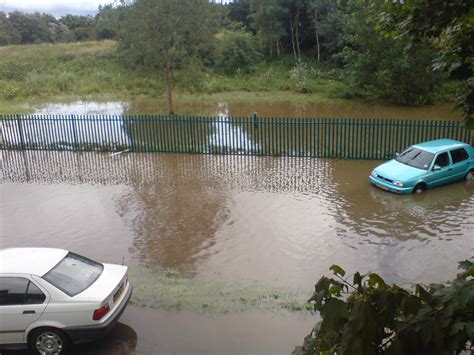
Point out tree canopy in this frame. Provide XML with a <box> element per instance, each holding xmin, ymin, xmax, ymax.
<box><xmin>2</xmin><ymin>0</ymin><xmax>473</xmax><ymax>123</ymax></box>
<box><xmin>117</xmin><ymin>0</ymin><xmax>215</xmax><ymax>114</ymax></box>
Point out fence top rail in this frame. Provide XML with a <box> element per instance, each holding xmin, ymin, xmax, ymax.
<box><xmin>0</xmin><ymin>114</ymin><xmax>467</xmax><ymax>126</ymax></box>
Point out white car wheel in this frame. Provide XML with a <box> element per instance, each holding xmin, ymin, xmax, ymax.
<box><xmin>30</xmin><ymin>328</ymin><xmax>69</xmax><ymax>355</ymax></box>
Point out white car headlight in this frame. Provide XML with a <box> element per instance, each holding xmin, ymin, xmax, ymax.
<box><xmin>371</xmin><ymin>171</ymin><xmax>378</xmax><ymax>178</ymax></box>
<box><xmin>393</xmin><ymin>181</ymin><xmax>404</xmax><ymax>187</ymax></box>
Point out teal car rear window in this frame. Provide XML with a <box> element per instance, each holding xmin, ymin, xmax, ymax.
<box><xmin>396</xmin><ymin>148</ymin><xmax>434</xmax><ymax>170</ymax></box>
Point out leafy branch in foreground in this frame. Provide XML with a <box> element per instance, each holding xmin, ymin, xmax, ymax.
<box><xmin>294</xmin><ymin>260</ymin><xmax>474</xmax><ymax>355</ymax></box>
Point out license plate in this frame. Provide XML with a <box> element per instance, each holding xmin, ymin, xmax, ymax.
<box><xmin>376</xmin><ymin>183</ymin><xmax>389</xmax><ymax>191</ymax></box>
<box><xmin>113</xmin><ymin>283</ymin><xmax>124</xmax><ymax>303</ymax></box>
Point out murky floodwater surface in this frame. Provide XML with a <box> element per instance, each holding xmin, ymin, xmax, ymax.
<box><xmin>29</xmin><ymin>98</ymin><xmax>462</xmax><ymax>120</ymax></box>
<box><xmin>1</xmin><ymin>149</ymin><xmax>473</xmax><ymax>353</ymax></box>
<box><xmin>0</xmin><ymin>99</ymin><xmax>469</xmax><ymax>354</ymax></box>
<box><xmin>1</xmin><ymin>151</ymin><xmax>472</xmax><ymax>286</ymax></box>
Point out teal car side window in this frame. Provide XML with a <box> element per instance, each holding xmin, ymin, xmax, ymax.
<box><xmin>450</xmin><ymin>148</ymin><xmax>469</xmax><ymax>164</ymax></box>
<box><xmin>434</xmin><ymin>152</ymin><xmax>450</xmax><ymax>168</ymax></box>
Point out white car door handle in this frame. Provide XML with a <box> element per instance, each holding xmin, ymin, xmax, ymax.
<box><xmin>23</xmin><ymin>310</ymin><xmax>36</xmax><ymax>314</ymax></box>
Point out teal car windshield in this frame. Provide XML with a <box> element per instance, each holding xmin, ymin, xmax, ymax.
<box><xmin>396</xmin><ymin>147</ymin><xmax>434</xmax><ymax>170</ymax></box>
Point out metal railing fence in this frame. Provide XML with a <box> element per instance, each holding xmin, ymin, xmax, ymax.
<box><xmin>0</xmin><ymin>114</ymin><xmax>471</xmax><ymax>160</ymax></box>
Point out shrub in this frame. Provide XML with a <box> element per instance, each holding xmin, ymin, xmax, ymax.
<box><xmin>294</xmin><ymin>260</ymin><xmax>474</xmax><ymax>355</ymax></box>
<box><xmin>290</xmin><ymin>60</ymin><xmax>312</xmax><ymax>93</ymax></box>
<box><xmin>214</xmin><ymin>30</ymin><xmax>262</xmax><ymax>75</ymax></box>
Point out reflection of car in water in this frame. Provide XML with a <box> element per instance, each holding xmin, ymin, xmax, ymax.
<box><xmin>369</xmin><ymin>139</ymin><xmax>474</xmax><ymax>194</ymax></box>
<box><xmin>0</xmin><ymin>248</ymin><xmax>132</xmax><ymax>354</ymax></box>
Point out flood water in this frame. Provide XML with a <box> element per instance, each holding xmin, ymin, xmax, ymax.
<box><xmin>30</xmin><ymin>98</ymin><xmax>462</xmax><ymax>120</ymax></box>
<box><xmin>1</xmin><ymin>149</ymin><xmax>474</xmax><ymax>353</ymax></box>
<box><xmin>0</xmin><ymin>99</ymin><xmax>472</xmax><ymax>354</ymax></box>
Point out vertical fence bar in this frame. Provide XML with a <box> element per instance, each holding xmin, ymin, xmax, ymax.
<box><xmin>16</xmin><ymin>114</ymin><xmax>25</xmax><ymax>150</ymax></box>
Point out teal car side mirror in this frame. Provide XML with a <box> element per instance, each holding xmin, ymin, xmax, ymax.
<box><xmin>432</xmin><ymin>165</ymin><xmax>441</xmax><ymax>171</ymax></box>
<box><xmin>395</xmin><ymin>152</ymin><xmax>400</xmax><ymax>158</ymax></box>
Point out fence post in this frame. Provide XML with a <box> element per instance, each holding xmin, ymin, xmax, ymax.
<box><xmin>16</xmin><ymin>114</ymin><xmax>25</xmax><ymax>150</ymax></box>
<box><xmin>71</xmin><ymin>114</ymin><xmax>78</xmax><ymax>149</ymax></box>
<box><xmin>253</xmin><ymin>112</ymin><xmax>258</xmax><ymax>129</ymax></box>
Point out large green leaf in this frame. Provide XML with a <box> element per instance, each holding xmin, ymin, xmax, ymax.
<box><xmin>330</xmin><ymin>264</ymin><xmax>346</xmax><ymax>277</ymax></box>
<box><xmin>321</xmin><ymin>298</ymin><xmax>348</xmax><ymax>332</ymax></box>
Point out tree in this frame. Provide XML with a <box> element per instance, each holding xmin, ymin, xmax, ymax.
<box><xmin>214</xmin><ymin>30</ymin><xmax>262</xmax><ymax>74</ymax></box>
<box><xmin>8</xmin><ymin>12</ymin><xmax>52</xmax><ymax>44</ymax></box>
<box><xmin>342</xmin><ymin>1</ymin><xmax>440</xmax><ymax>106</ymax></box>
<box><xmin>306</xmin><ymin>0</ymin><xmax>344</xmax><ymax>62</ymax></box>
<box><xmin>95</xmin><ymin>5</ymin><xmax>120</xmax><ymax>40</ymax></box>
<box><xmin>59</xmin><ymin>15</ymin><xmax>96</xmax><ymax>41</ymax></box>
<box><xmin>228</xmin><ymin>0</ymin><xmax>252</xmax><ymax>30</ymax></box>
<box><xmin>294</xmin><ymin>260</ymin><xmax>474</xmax><ymax>354</ymax></box>
<box><xmin>378</xmin><ymin>0</ymin><xmax>474</xmax><ymax>126</ymax></box>
<box><xmin>249</xmin><ymin>0</ymin><xmax>287</xmax><ymax>57</ymax></box>
<box><xmin>0</xmin><ymin>12</ymin><xmax>21</xmax><ymax>45</ymax></box>
<box><xmin>117</xmin><ymin>0</ymin><xmax>215</xmax><ymax>114</ymax></box>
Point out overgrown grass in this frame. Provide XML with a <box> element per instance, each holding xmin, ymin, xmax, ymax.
<box><xmin>0</xmin><ymin>41</ymin><xmax>165</xmax><ymax>101</ymax></box>
<box><xmin>0</xmin><ymin>41</ymin><xmax>459</xmax><ymax>117</ymax></box>
<box><xmin>0</xmin><ymin>41</ymin><xmax>349</xmax><ymax>105</ymax></box>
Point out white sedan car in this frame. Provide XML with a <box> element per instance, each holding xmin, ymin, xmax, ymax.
<box><xmin>0</xmin><ymin>248</ymin><xmax>132</xmax><ymax>354</ymax></box>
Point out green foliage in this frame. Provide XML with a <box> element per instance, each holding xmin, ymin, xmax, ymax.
<box><xmin>214</xmin><ymin>30</ymin><xmax>262</xmax><ymax>75</ymax></box>
<box><xmin>294</xmin><ymin>260</ymin><xmax>474</xmax><ymax>355</ymax></box>
<box><xmin>249</xmin><ymin>0</ymin><xmax>287</xmax><ymax>56</ymax></box>
<box><xmin>117</xmin><ymin>0</ymin><xmax>214</xmax><ymax>72</ymax></box>
<box><xmin>378</xmin><ymin>0</ymin><xmax>473</xmax><ymax>125</ymax></box>
<box><xmin>342</xmin><ymin>2</ymin><xmax>440</xmax><ymax>106</ymax></box>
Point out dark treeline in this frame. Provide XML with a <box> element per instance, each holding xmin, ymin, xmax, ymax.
<box><xmin>0</xmin><ymin>0</ymin><xmax>472</xmax><ymax>124</ymax></box>
<box><xmin>0</xmin><ymin>5</ymin><xmax>117</xmax><ymax>45</ymax></box>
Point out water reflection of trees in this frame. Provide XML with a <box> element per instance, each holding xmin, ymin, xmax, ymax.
<box><xmin>3</xmin><ymin>150</ymin><xmax>471</xmax><ymax>274</ymax></box>
<box><xmin>1</xmin><ymin>151</ymin><xmax>335</xmax><ymax>274</ymax></box>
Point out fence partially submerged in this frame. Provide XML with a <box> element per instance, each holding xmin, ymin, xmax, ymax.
<box><xmin>0</xmin><ymin>114</ymin><xmax>471</xmax><ymax>160</ymax></box>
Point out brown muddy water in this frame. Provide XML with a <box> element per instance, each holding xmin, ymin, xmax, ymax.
<box><xmin>1</xmin><ymin>149</ymin><xmax>473</xmax><ymax>354</ymax></box>
<box><xmin>30</xmin><ymin>98</ymin><xmax>462</xmax><ymax>120</ymax></box>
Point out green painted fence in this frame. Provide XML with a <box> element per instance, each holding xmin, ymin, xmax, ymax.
<box><xmin>0</xmin><ymin>114</ymin><xmax>471</xmax><ymax>160</ymax></box>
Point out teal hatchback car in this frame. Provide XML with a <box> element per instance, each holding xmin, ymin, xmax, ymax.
<box><xmin>369</xmin><ymin>139</ymin><xmax>474</xmax><ymax>194</ymax></box>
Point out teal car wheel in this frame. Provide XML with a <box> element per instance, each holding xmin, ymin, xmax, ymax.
<box><xmin>466</xmin><ymin>170</ymin><xmax>474</xmax><ymax>181</ymax></box>
<box><xmin>413</xmin><ymin>183</ymin><xmax>426</xmax><ymax>194</ymax></box>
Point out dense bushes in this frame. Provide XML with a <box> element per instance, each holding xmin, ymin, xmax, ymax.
<box><xmin>214</xmin><ymin>30</ymin><xmax>262</xmax><ymax>75</ymax></box>
<box><xmin>294</xmin><ymin>261</ymin><xmax>474</xmax><ymax>355</ymax></box>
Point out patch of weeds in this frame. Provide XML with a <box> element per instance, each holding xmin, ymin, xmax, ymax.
<box><xmin>128</xmin><ymin>265</ymin><xmax>309</xmax><ymax>314</ymax></box>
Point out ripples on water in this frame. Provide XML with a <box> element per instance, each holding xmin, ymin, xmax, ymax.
<box><xmin>1</xmin><ymin>150</ymin><xmax>473</xmax><ymax>289</ymax></box>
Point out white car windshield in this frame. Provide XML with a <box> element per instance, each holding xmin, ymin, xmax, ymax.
<box><xmin>396</xmin><ymin>147</ymin><xmax>434</xmax><ymax>170</ymax></box>
<box><xmin>43</xmin><ymin>252</ymin><xmax>103</xmax><ymax>296</ymax></box>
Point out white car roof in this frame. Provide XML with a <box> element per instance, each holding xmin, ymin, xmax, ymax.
<box><xmin>0</xmin><ymin>247</ymin><xmax>69</xmax><ymax>276</ymax></box>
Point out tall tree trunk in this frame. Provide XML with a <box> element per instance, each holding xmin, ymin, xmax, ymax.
<box><xmin>166</xmin><ymin>64</ymin><xmax>174</xmax><ymax>115</ymax></box>
<box><xmin>295</xmin><ymin>9</ymin><xmax>301</xmax><ymax>59</ymax></box>
<box><xmin>314</xmin><ymin>8</ymin><xmax>320</xmax><ymax>61</ymax></box>
<box><xmin>289</xmin><ymin>13</ymin><xmax>297</xmax><ymax>61</ymax></box>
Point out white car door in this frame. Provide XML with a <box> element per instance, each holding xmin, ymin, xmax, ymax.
<box><xmin>0</xmin><ymin>276</ymin><xmax>49</xmax><ymax>345</ymax></box>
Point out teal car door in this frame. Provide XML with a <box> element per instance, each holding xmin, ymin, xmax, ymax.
<box><xmin>427</xmin><ymin>152</ymin><xmax>452</xmax><ymax>187</ymax></box>
<box><xmin>449</xmin><ymin>147</ymin><xmax>471</xmax><ymax>181</ymax></box>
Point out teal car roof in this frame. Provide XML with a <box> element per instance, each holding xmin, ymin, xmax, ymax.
<box><xmin>412</xmin><ymin>139</ymin><xmax>466</xmax><ymax>153</ymax></box>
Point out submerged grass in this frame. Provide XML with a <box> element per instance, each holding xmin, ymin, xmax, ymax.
<box><xmin>128</xmin><ymin>265</ymin><xmax>311</xmax><ymax>314</ymax></box>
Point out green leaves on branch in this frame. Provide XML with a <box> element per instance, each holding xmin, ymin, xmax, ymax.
<box><xmin>294</xmin><ymin>260</ymin><xmax>474</xmax><ymax>355</ymax></box>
